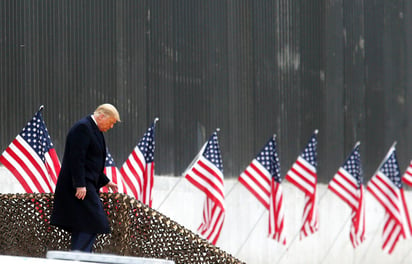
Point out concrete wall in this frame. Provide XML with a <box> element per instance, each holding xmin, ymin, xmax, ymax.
<box><xmin>1</xmin><ymin>166</ymin><xmax>412</xmax><ymax>264</ymax></box>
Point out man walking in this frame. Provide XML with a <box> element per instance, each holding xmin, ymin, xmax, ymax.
<box><xmin>51</xmin><ymin>103</ymin><xmax>120</xmax><ymax>252</ymax></box>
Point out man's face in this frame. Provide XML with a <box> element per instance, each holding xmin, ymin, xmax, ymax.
<box><xmin>98</xmin><ymin>115</ymin><xmax>117</xmax><ymax>132</ymax></box>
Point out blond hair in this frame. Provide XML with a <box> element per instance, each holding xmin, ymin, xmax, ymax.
<box><xmin>94</xmin><ymin>104</ymin><xmax>121</xmax><ymax>122</ymax></box>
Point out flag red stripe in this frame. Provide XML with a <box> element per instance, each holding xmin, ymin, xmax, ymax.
<box><xmin>186</xmin><ymin>168</ymin><xmax>224</xmax><ymax>208</ymax></box>
<box><xmin>296</xmin><ymin>159</ymin><xmax>317</xmax><ymax>178</ymax></box>
<box><xmin>400</xmin><ymin>189</ymin><xmax>412</xmax><ymax>237</ymax></box>
<box><xmin>14</xmin><ymin>140</ymin><xmax>52</xmax><ymax>192</ymax></box>
<box><xmin>269</xmin><ymin>181</ymin><xmax>286</xmax><ymax>244</ymax></box>
<box><xmin>367</xmin><ymin>179</ymin><xmax>401</xmax><ymax>223</ymax></box>
<box><xmin>286</xmin><ymin>168</ymin><xmax>316</xmax><ymax>196</ymax></box>
<box><xmin>132</xmin><ymin>150</ymin><xmax>145</xmax><ymax>176</ymax></box>
<box><xmin>5</xmin><ymin>145</ymin><xmax>46</xmax><ymax>193</ymax></box>
<box><xmin>198</xmin><ymin>159</ymin><xmax>224</xmax><ymax>186</ymax></box>
<box><xmin>382</xmin><ymin>220</ymin><xmax>401</xmax><ymax>254</ymax></box>
<box><xmin>402</xmin><ymin>163</ymin><xmax>412</xmax><ymax>186</ymax></box>
<box><xmin>143</xmin><ymin>163</ymin><xmax>154</xmax><ymax>206</ymax></box>
<box><xmin>121</xmin><ymin>149</ymin><xmax>146</xmax><ymax>199</ymax></box>
<box><xmin>0</xmin><ymin>155</ymin><xmax>33</xmax><ymax>192</ymax></box>
<box><xmin>209</xmin><ymin>210</ymin><xmax>225</xmax><ymax>245</ymax></box>
<box><xmin>243</xmin><ymin>167</ymin><xmax>271</xmax><ymax>198</ymax></box>
<box><xmin>189</xmin><ymin>160</ymin><xmax>224</xmax><ymax>199</ymax></box>
<box><xmin>336</xmin><ymin>170</ymin><xmax>358</xmax><ymax>190</ymax></box>
<box><xmin>239</xmin><ymin>176</ymin><xmax>270</xmax><ymax>209</ymax></box>
<box><xmin>200</xmin><ymin>203</ymin><xmax>225</xmax><ymax>245</ymax></box>
<box><xmin>300</xmin><ymin>195</ymin><xmax>318</xmax><ymax>238</ymax></box>
<box><xmin>328</xmin><ymin>175</ymin><xmax>358</xmax><ymax>210</ymax></box>
<box><xmin>249</xmin><ymin>162</ymin><xmax>271</xmax><ymax>186</ymax></box>
<box><xmin>120</xmin><ymin>164</ymin><xmax>140</xmax><ymax>199</ymax></box>
<box><xmin>46</xmin><ymin>149</ymin><xmax>61</xmax><ymax>185</ymax></box>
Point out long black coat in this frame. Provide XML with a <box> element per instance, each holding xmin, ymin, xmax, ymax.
<box><xmin>51</xmin><ymin>116</ymin><xmax>110</xmax><ymax>233</ymax></box>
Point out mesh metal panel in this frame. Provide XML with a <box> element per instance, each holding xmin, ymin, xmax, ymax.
<box><xmin>0</xmin><ymin>193</ymin><xmax>244</xmax><ymax>264</ymax></box>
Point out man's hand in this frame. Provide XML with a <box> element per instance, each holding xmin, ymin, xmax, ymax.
<box><xmin>75</xmin><ymin>187</ymin><xmax>87</xmax><ymax>200</ymax></box>
<box><xmin>105</xmin><ymin>181</ymin><xmax>118</xmax><ymax>193</ymax></box>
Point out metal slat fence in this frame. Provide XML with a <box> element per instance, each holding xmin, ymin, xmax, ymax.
<box><xmin>1</xmin><ymin>0</ymin><xmax>412</xmax><ymax>182</ymax></box>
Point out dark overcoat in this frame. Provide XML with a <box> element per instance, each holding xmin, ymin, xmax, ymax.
<box><xmin>51</xmin><ymin>116</ymin><xmax>110</xmax><ymax>233</ymax></box>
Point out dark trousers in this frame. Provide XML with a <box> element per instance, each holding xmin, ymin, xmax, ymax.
<box><xmin>71</xmin><ymin>232</ymin><xmax>97</xmax><ymax>252</ymax></box>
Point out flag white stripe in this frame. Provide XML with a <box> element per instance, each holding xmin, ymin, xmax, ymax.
<box><xmin>239</xmin><ymin>168</ymin><xmax>270</xmax><ymax>205</ymax></box>
<box><xmin>402</xmin><ymin>163</ymin><xmax>412</xmax><ymax>186</ymax></box>
<box><xmin>208</xmin><ymin>212</ymin><xmax>225</xmax><ymax>242</ymax></box>
<box><xmin>400</xmin><ymin>190</ymin><xmax>412</xmax><ymax>238</ymax></box>
<box><xmin>187</xmin><ymin>157</ymin><xmax>224</xmax><ymax>199</ymax></box>
<box><xmin>269</xmin><ymin>182</ymin><xmax>286</xmax><ymax>243</ymax></box>
<box><xmin>201</xmin><ymin>204</ymin><xmax>221</xmax><ymax>237</ymax></box>
<box><xmin>196</xmin><ymin>157</ymin><xmax>224</xmax><ymax>189</ymax></box>
<box><xmin>186</xmin><ymin>168</ymin><xmax>225</xmax><ymax>208</ymax></box>
<box><xmin>200</xmin><ymin>201</ymin><xmax>225</xmax><ymax>243</ymax></box>
<box><xmin>329</xmin><ymin>180</ymin><xmax>358</xmax><ymax>208</ymax></box>
<box><xmin>368</xmin><ymin>175</ymin><xmax>402</xmax><ymax>221</ymax></box>
<box><xmin>144</xmin><ymin>162</ymin><xmax>154</xmax><ymax>205</ymax></box>
<box><xmin>334</xmin><ymin>168</ymin><xmax>359</xmax><ymax>194</ymax></box>
<box><xmin>122</xmin><ymin>163</ymin><xmax>142</xmax><ymax>198</ymax></box>
<box><xmin>15</xmin><ymin>137</ymin><xmax>52</xmax><ymax>191</ymax></box>
<box><xmin>240</xmin><ymin>163</ymin><xmax>271</xmax><ymax>192</ymax></box>
<box><xmin>382</xmin><ymin>216</ymin><xmax>402</xmax><ymax>253</ymax></box>
<box><xmin>248</xmin><ymin>160</ymin><xmax>272</xmax><ymax>187</ymax></box>
<box><xmin>121</xmin><ymin>148</ymin><xmax>147</xmax><ymax>199</ymax></box>
<box><xmin>129</xmin><ymin>149</ymin><xmax>146</xmax><ymax>184</ymax></box>
<box><xmin>44</xmin><ymin>153</ymin><xmax>57</xmax><ymax>190</ymax></box>
<box><xmin>287</xmin><ymin>169</ymin><xmax>315</xmax><ymax>194</ymax></box>
<box><xmin>375</xmin><ymin>172</ymin><xmax>402</xmax><ymax>203</ymax></box>
<box><xmin>1</xmin><ymin>151</ymin><xmax>39</xmax><ymax>192</ymax></box>
<box><xmin>295</xmin><ymin>157</ymin><xmax>317</xmax><ymax>182</ymax></box>
<box><xmin>9</xmin><ymin>140</ymin><xmax>51</xmax><ymax>192</ymax></box>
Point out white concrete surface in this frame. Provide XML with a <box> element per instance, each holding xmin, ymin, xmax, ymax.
<box><xmin>1</xmin><ymin>165</ymin><xmax>412</xmax><ymax>264</ymax></box>
<box><xmin>0</xmin><ymin>255</ymin><xmax>92</xmax><ymax>264</ymax></box>
<box><xmin>46</xmin><ymin>251</ymin><xmax>175</xmax><ymax>263</ymax></box>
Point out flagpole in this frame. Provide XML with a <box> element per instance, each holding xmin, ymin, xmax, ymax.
<box><xmin>224</xmin><ymin>180</ymin><xmax>240</xmax><ymax>199</ymax></box>
<box><xmin>318</xmin><ymin>214</ymin><xmax>352</xmax><ymax>264</ymax></box>
<box><xmin>156</xmin><ymin>176</ymin><xmax>184</xmax><ymax>211</ymax></box>
<box><xmin>39</xmin><ymin>105</ymin><xmax>44</xmax><ymax>111</ymax></box>
<box><xmin>234</xmin><ymin>207</ymin><xmax>266</xmax><ymax>256</ymax></box>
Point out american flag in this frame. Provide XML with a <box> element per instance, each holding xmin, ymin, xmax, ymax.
<box><xmin>239</xmin><ymin>135</ymin><xmax>286</xmax><ymax>244</ymax></box>
<box><xmin>328</xmin><ymin>142</ymin><xmax>365</xmax><ymax>248</ymax></box>
<box><xmin>120</xmin><ymin>118</ymin><xmax>158</xmax><ymax>207</ymax></box>
<box><xmin>0</xmin><ymin>106</ymin><xmax>61</xmax><ymax>193</ymax></box>
<box><xmin>285</xmin><ymin>130</ymin><xmax>319</xmax><ymax>238</ymax></box>
<box><xmin>185</xmin><ymin>131</ymin><xmax>225</xmax><ymax>245</ymax></box>
<box><xmin>238</xmin><ymin>136</ymin><xmax>273</xmax><ymax>209</ymax></box>
<box><xmin>367</xmin><ymin>144</ymin><xmax>412</xmax><ymax>254</ymax></box>
<box><xmin>101</xmin><ymin>151</ymin><xmax>127</xmax><ymax>194</ymax></box>
<box><xmin>402</xmin><ymin>160</ymin><xmax>412</xmax><ymax>187</ymax></box>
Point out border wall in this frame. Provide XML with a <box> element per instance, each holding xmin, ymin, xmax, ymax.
<box><xmin>2</xmin><ymin>1</ymin><xmax>412</xmax><ymax>181</ymax></box>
